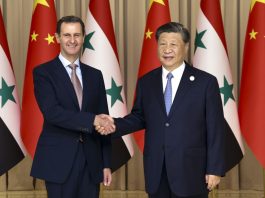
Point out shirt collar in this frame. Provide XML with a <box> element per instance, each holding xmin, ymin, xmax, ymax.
<box><xmin>162</xmin><ymin>62</ymin><xmax>185</xmax><ymax>79</ymax></box>
<box><xmin>58</xmin><ymin>53</ymin><xmax>80</xmax><ymax>68</ymax></box>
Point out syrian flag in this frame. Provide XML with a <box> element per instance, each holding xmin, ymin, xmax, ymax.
<box><xmin>193</xmin><ymin>0</ymin><xmax>244</xmax><ymax>172</ymax></box>
<box><xmin>81</xmin><ymin>0</ymin><xmax>134</xmax><ymax>171</ymax></box>
<box><xmin>0</xmin><ymin>8</ymin><xmax>25</xmax><ymax>175</ymax></box>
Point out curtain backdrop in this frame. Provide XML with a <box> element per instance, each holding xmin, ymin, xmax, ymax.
<box><xmin>0</xmin><ymin>0</ymin><xmax>263</xmax><ymax>193</ymax></box>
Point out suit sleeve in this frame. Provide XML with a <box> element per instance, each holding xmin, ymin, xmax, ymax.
<box><xmin>114</xmin><ymin>79</ymin><xmax>145</xmax><ymax>137</ymax></box>
<box><xmin>33</xmin><ymin>66</ymin><xmax>95</xmax><ymax>133</ymax></box>
<box><xmin>206</xmin><ymin>76</ymin><xmax>226</xmax><ymax>176</ymax></box>
<box><xmin>97</xmin><ymin>72</ymin><xmax>111</xmax><ymax>168</ymax></box>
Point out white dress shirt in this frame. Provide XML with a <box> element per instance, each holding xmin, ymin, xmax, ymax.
<box><xmin>162</xmin><ymin>62</ymin><xmax>185</xmax><ymax>103</ymax></box>
<box><xmin>58</xmin><ymin>53</ymin><xmax>83</xmax><ymax>87</ymax></box>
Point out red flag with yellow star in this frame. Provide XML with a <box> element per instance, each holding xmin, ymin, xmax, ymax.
<box><xmin>133</xmin><ymin>0</ymin><xmax>170</xmax><ymax>151</ymax></box>
<box><xmin>239</xmin><ymin>0</ymin><xmax>265</xmax><ymax>168</ymax></box>
<box><xmin>21</xmin><ymin>0</ymin><xmax>59</xmax><ymax>157</ymax></box>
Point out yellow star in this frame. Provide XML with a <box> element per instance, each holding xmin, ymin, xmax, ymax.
<box><xmin>250</xmin><ymin>0</ymin><xmax>265</xmax><ymax>11</ymax></box>
<box><xmin>44</xmin><ymin>33</ymin><xmax>55</xmax><ymax>45</ymax></box>
<box><xmin>150</xmin><ymin>0</ymin><xmax>165</xmax><ymax>8</ymax></box>
<box><xmin>249</xmin><ymin>29</ymin><xmax>258</xmax><ymax>40</ymax></box>
<box><xmin>34</xmin><ymin>0</ymin><xmax>49</xmax><ymax>11</ymax></box>
<box><xmin>31</xmin><ymin>31</ymin><xmax>39</xmax><ymax>42</ymax></box>
<box><xmin>145</xmin><ymin>29</ymin><xmax>153</xmax><ymax>39</ymax></box>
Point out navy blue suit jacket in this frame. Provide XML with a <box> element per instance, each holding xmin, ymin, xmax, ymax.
<box><xmin>115</xmin><ymin>64</ymin><xmax>225</xmax><ymax>196</ymax></box>
<box><xmin>31</xmin><ymin>57</ymin><xmax>111</xmax><ymax>184</ymax></box>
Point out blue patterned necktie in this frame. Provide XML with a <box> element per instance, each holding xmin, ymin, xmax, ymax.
<box><xmin>164</xmin><ymin>72</ymin><xmax>173</xmax><ymax>115</ymax></box>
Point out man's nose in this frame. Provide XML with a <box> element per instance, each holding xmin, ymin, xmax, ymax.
<box><xmin>164</xmin><ymin>46</ymin><xmax>172</xmax><ymax>52</ymax></box>
<box><xmin>69</xmin><ymin>36</ymin><xmax>75</xmax><ymax>42</ymax></box>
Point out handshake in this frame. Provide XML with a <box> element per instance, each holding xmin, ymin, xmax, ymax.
<box><xmin>93</xmin><ymin>114</ymin><xmax>116</xmax><ymax>135</ymax></box>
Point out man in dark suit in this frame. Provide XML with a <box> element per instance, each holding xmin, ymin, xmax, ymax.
<box><xmin>31</xmin><ymin>16</ymin><xmax>114</xmax><ymax>198</ymax></box>
<box><xmin>97</xmin><ymin>22</ymin><xmax>225</xmax><ymax>198</ymax></box>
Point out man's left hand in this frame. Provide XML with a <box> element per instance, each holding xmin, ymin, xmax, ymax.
<box><xmin>103</xmin><ymin>168</ymin><xmax>112</xmax><ymax>186</ymax></box>
<box><xmin>205</xmin><ymin>174</ymin><xmax>220</xmax><ymax>191</ymax></box>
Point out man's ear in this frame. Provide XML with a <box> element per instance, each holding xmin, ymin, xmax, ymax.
<box><xmin>55</xmin><ymin>33</ymin><xmax>60</xmax><ymax>44</ymax></box>
<box><xmin>185</xmin><ymin>42</ymin><xmax>189</xmax><ymax>54</ymax></box>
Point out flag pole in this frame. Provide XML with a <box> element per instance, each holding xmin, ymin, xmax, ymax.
<box><xmin>263</xmin><ymin>169</ymin><xmax>265</xmax><ymax>198</ymax></box>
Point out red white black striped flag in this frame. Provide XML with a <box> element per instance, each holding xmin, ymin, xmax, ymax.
<box><xmin>193</xmin><ymin>0</ymin><xmax>244</xmax><ymax>172</ymax></box>
<box><xmin>0</xmin><ymin>7</ymin><xmax>25</xmax><ymax>175</ymax></box>
<box><xmin>82</xmin><ymin>0</ymin><xmax>134</xmax><ymax>171</ymax></box>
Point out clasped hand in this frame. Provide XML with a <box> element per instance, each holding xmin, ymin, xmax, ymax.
<box><xmin>94</xmin><ymin>114</ymin><xmax>115</xmax><ymax>135</ymax></box>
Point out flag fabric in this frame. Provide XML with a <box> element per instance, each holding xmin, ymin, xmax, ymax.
<box><xmin>193</xmin><ymin>0</ymin><xmax>244</xmax><ymax>172</ymax></box>
<box><xmin>239</xmin><ymin>0</ymin><xmax>265</xmax><ymax>168</ymax></box>
<box><xmin>0</xmin><ymin>8</ymin><xmax>25</xmax><ymax>175</ymax></box>
<box><xmin>81</xmin><ymin>0</ymin><xmax>134</xmax><ymax>171</ymax></box>
<box><xmin>21</xmin><ymin>0</ymin><xmax>60</xmax><ymax>158</ymax></box>
<box><xmin>133</xmin><ymin>0</ymin><xmax>171</xmax><ymax>152</ymax></box>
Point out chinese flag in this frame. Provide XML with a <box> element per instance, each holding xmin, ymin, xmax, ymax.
<box><xmin>134</xmin><ymin>0</ymin><xmax>170</xmax><ymax>151</ymax></box>
<box><xmin>21</xmin><ymin>0</ymin><xmax>59</xmax><ymax>157</ymax></box>
<box><xmin>239</xmin><ymin>0</ymin><xmax>265</xmax><ymax>168</ymax></box>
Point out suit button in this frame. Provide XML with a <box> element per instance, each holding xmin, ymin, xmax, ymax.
<box><xmin>165</xmin><ymin>123</ymin><xmax>170</xmax><ymax>127</ymax></box>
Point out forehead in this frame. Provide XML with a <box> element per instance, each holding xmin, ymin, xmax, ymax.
<box><xmin>158</xmin><ymin>32</ymin><xmax>183</xmax><ymax>41</ymax></box>
<box><xmin>60</xmin><ymin>22</ymin><xmax>82</xmax><ymax>33</ymax></box>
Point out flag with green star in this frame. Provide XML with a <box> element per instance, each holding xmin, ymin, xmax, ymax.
<box><xmin>193</xmin><ymin>0</ymin><xmax>244</xmax><ymax>172</ymax></box>
<box><xmin>81</xmin><ymin>0</ymin><xmax>134</xmax><ymax>172</ymax></box>
<box><xmin>0</xmin><ymin>8</ymin><xmax>25</xmax><ymax>175</ymax></box>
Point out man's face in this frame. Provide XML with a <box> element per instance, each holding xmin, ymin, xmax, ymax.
<box><xmin>157</xmin><ymin>32</ymin><xmax>188</xmax><ymax>71</ymax></box>
<box><xmin>55</xmin><ymin>22</ymin><xmax>84</xmax><ymax>60</ymax></box>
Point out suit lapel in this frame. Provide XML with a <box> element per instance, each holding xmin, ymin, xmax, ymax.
<box><xmin>54</xmin><ymin>57</ymin><xmax>80</xmax><ymax>110</ymax></box>
<box><xmin>80</xmin><ymin>63</ymin><xmax>89</xmax><ymax>111</ymax></box>
<box><xmin>168</xmin><ymin>64</ymin><xmax>194</xmax><ymax>117</ymax></box>
<box><xmin>152</xmin><ymin>67</ymin><xmax>167</xmax><ymax>115</ymax></box>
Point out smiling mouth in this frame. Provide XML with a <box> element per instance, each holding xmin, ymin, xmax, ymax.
<box><xmin>163</xmin><ymin>56</ymin><xmax>174</xmax><ymax>61</ymax></box>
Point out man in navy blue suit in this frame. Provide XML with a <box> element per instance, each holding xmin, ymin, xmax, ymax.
<box><xmin>31</xmin><ymin>16</ymin><xmax>114</xmax><ymax>198</ymax></box>
<box><xmin>97</xmin><ymin>22</ymin><xmax>225</xmax><ymax>198</ymax></box>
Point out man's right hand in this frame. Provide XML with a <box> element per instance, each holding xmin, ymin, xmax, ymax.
<box><xmin>94</xmin><ymin>114</ymin><xmax>115</xmax><ymax>135</ymax></box>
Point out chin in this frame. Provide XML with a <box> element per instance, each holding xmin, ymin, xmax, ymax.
<box><xmin>67</xmin><ymin>50</ymin><xmax>79</xmax><ymax>55</ymax></box>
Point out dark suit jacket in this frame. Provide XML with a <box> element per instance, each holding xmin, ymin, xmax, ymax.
<box><xmin>115</xmin><ymin>63</ymin><xmax>225</xmax><ymax>196</ymax></box>
<box><xmin>31</xmin><ymin>57</ymin><xmax>111</xmax><ymax>184</ymax></box>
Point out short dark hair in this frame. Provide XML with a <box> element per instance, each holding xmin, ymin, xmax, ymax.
<box><xmin>56</xmin><ymin>15</ymin><xmax>85</xmax><ymax>35</ymax></box>
<box><xmin>155</xmin><ymin>22</ymin><xmax>190</xmax><ymax>43</ymax></box>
